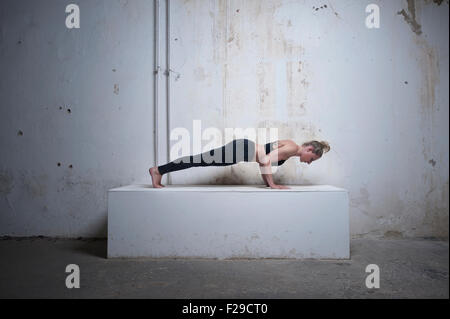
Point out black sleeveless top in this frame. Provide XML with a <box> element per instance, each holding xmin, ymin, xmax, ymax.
<box><xmin>264</xmin><ymin>141</ymin><xmax>286</xmax><ymax>166</ymax></box>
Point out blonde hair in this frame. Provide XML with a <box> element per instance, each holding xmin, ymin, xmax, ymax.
<box><xmin>302</xmin><ymin>140</ymin><xmax>331</xmax><ymax>157</ymax></box>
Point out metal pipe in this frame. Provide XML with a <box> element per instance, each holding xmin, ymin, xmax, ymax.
<box><xmin>165</xmin><ymin>0</ymin><xmax>171</xmax><ymax>185</ymax></box>
<box><xmin>153</xmin><ymin>0</ymin><xmax>160</xmax><ymax>167</ymax></box>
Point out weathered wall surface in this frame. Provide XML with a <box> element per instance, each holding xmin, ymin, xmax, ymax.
<box><xmin>0</xmin><ymin>0</ymin><xmax>154</xmax><ymax>237</ymax></box>
<box><xmin>169</xmin><ymin>0</ymin><xmax>449</xmax><ymax>239</ymax></box>
<box><xmin>0</xmin><ymin>0</ymin><xmax>448</xmax><ymax>239</ymax></box>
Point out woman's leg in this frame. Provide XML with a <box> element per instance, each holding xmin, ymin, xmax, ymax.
<box><xmin>157</xmin><ymin>142</ymin><xmax>234</xmax><ymax>175</ymax></box>
<box><xmin>149</xmin><ymin>139</ymin><xmax>251</xmax><ymax>188</ymax></box>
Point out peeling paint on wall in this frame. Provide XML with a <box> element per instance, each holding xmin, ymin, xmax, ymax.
<box><xmin>394</xmin><ymin>0</ymin><xmax>449</xmax><ymax>239</ymax></box>
<box><xmin>398</xmin><ymin>0</ymin><xmax>449</xmax><ymax>35</ymax></box>
<box><xmin>418</xmin><ymin>39</ymin><xmax>439</xmax><ymax>114</ymax></box>
<box><xmin>424</xmin><ymin>0</ymin><xmax>448</xmax><ymax>5</ymax></box>
<box><xmin>398</xmin><ymin>0</ymin><xmax>423</xmax><ymax>35</ymax></box>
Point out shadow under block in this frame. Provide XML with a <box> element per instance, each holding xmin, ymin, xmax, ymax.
<box><xmin>107</xmin><ymin>185</ymin><xmax>350</xmax><ymax>259</ymax></box>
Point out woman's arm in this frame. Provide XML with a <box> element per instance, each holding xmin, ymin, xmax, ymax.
<box><xmin>260</xmin><ymin>172</ymin><xmax>271</xmax><ymax>187</ymax></box>
<box><xmin>260</xmin><ymin>165</ymin><xmax>290</xmax><ymax>189</ymax></box>
<box><xmin>258</xmin><ymin>145</ymin><xmax>293</xmax><ymax>189</ymax></box>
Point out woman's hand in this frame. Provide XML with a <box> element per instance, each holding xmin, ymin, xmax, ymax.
<box><xmin>270</xmin><ymin>184</ymin><xmax>290</xmax><ymax>190</ymax></box>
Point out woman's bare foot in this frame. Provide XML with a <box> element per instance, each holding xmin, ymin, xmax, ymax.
<box><xmin>149</xmin><ymin>167</ymin><xmax>165</xmax><ymax>188</ymax></box>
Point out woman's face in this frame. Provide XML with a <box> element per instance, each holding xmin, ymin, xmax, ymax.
<box><xmin>299</xmin><ymin>146</ymin><xmax>321</xmax><ymax>165</ymax></box>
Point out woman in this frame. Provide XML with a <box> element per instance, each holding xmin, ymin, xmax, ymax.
<box><xmin>149</xmin><ymin>139</ymin><xmax>330</xmax><ymax>189</ymax></box>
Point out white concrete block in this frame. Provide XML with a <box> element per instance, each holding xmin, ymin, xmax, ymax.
<box><xmin>107</xmin><ymin>185</ymin><xmax>350</xmax><ymax>259</ymax></box>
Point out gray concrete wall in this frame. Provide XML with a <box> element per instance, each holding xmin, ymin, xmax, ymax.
<box><xmin>0</xmin><ymin>0</ymin><xmax>448</xmax><ymax>239</ymax></box>
<box><xmin>167</xmin><ymin>0</ymin><xmax>449</xmax><ymax>239</ymax></box>
<box><xmin>0</xmin><ymin>0</ymin><xmax>155</xmax><ymax>237</ymax></box>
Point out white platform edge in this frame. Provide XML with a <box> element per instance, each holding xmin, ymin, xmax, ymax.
<box><xmin>109</xmin><ymin>184</ymin><xmax>348</xmax><ymax>193</ymax></box>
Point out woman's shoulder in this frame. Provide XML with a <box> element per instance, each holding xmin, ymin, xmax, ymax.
<box><xmin>277</xmin><ymin>139</ymin><xmax>296</xmax><ymax>147</ymax></box>
<box><xmin>264</xmin><ymin>139</ymin><xmax>296</xmax><ymax>150</ymax></box>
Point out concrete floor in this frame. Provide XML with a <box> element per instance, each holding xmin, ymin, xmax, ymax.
<box><xmin>0</xmin><ymin>237</ymin><xmax>447</xmax><ymax>298</ymax></box>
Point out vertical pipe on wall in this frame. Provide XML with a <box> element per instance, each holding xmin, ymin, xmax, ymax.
<box><xmin>153</xmin><ymin>0</ymin><xmax>160</xmax><ymax>167</ymax></box>
<box><xmin>165</xmin><ymin>0</ymin><xmax>172</xmax><ymax>185</ymax></box>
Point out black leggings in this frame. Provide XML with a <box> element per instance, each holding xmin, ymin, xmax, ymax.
<box><xmin>158</xmin><ymin>139</ymin><xmax>256</xmax><ymax>175</ymax></box>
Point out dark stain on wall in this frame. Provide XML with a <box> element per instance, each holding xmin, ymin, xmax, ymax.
<box><xmin>397</xmin><ymin>0</ymin><xmax>422</xmax><ymax>35</ymax></box>
<box><xmin>384</xmin><ymin>230</ymin><xmax>404</xmax><ymax>239</ymax></box>
<box><xmin>428</xmin><ymin>159</ymin><xmax>436</xmax><ymax>167</ymax></box>
<box><xmin>212</xmin><ymin>172</ymin><xmax>238</xmax><ymax>185</ymax></box>
<box><xmin>0</xmin><ymin>170</ymin><xmax>14</xmax><ymax>195</ymax></box>
<box><xmin>398</xmin><ymin>0</ymin><xmax>449</xmax><ymax>35</ymax></box>
<box><xmin>312</xmin><ymin>5</ymin><xmax>327</xmax><ymax>11</ymax></box>
<box><xmin>59</xmin><ymin>106</ymin><xmax>72</xmax><ymax>113</ymax></box>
